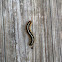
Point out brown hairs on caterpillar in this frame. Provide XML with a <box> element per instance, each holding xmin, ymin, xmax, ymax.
<box><xmin>26</xmin><ymin>21</ymin><xmax>34</xmax><ymax>49</ymax></box>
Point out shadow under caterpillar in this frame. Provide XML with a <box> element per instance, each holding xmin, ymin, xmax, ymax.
<box><xmin>26</xmin><ymin>21</ymin><xmax>34</xmax><ymax>49</ymax></box>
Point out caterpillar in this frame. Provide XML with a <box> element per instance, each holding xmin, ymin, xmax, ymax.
<box><xmin>26</xmin><ymin>21</ymin><xmax>34</xmax><ymax>49</ymax></box>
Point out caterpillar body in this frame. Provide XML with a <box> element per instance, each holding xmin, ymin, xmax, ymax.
<box><xmin>26</xmin><ymin>21</ymin><xmax>34</xmax><ymax>49</ymax></box>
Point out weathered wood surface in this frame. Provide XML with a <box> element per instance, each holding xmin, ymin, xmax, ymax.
<box><xmin>0</xmin><ymin>0</ymin><xmax>62</xmax><ymax>62</ymax></box>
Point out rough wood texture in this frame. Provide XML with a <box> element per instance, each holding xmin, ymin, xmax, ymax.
<box><xmin>0</xmin><ymin>0</ymin><xmax>62</xmax><ymax>62</ymax></box>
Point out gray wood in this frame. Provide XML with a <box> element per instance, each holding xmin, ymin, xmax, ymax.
<box><xmin>0</xmin><ymin>0</ymin><xmax>62</xmax><ymax>62</ymax></box>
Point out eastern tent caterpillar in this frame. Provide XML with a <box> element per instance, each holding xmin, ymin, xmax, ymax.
<box><xmin>26</xmin><ymin>21</ymin><xmax>34</xmax><ymax>49</ymax></box>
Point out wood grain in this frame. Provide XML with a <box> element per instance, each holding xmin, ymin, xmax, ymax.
<box><xmin>0</xmin><ymin>0</ymin><xmax>62</xmax><ymax>62</ymax></box>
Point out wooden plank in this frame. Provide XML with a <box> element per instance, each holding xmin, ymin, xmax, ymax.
<box><xmin>24</xmin><ymin>0</ymin><xmax>33</xmax><ymax>62</ymax></box>
<box><xmin>33</xmin><ymin>0</ymin><xmax>45</xmax><ymax>62</ymax></box>
<box><xmin>0</xmin><ymin>0</ymin><xmax>2</xmax><ymax>61</ymax></box>
<box><xmin>0</xmin><ymin>0</ymin><xmax>4</xmax><ymax>61</ymax></box>
<box><xmin>0</xmin><ymin>0</ymin><xmax>6</xmax><ymax>62</ymax></box>
<box><xmin>15</xmin><ymin>0</ymin><xmax>27</xmax><ymax>62</ymax></box>
<box><xmin>49</xmin><ymin>0</ymin><xmax>61</xmax><ymax>62</ymax></box>
<box><xmin>2</xmin><ymin>0</ymin><xmax>16</xmax><ymax>62</ymax></box>
<box><xmin>0</xmin><ymin>0</ymin><xmax>62</xmax><ymax>62</ymax></box>
<box><xmin>57</xmin><ymin>0</ymin><xmax>62</xmax><ymax>62</ymax></box>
